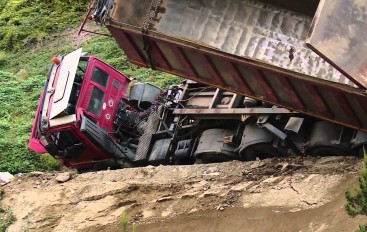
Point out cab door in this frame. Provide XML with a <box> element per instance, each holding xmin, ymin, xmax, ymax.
<box><xmin>82</xmin><ymin>58</ymin><xmax>130</xmax><ymax>131</ymax></box>
<box><xmin>306</xmin><ymin>0</ymin><xmax>367</xmax><ymax>88</ymax></box>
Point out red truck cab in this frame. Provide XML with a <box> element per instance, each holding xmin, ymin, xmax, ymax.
<box><xmin>29</xmin><ymin>49</ymin><xmax>131</xmax><ymax>169</ymax></box>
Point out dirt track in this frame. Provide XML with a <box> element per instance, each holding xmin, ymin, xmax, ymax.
<box><xmin>1</xmin><ymin>156</ymin><xmax>365</xmax><ymax>232</ymax></box>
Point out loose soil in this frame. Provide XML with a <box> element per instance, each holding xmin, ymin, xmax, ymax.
<box><xmin>1</xmin><ymin>156</ymin><xmax>365</xmax><ymax>232</ymax></box>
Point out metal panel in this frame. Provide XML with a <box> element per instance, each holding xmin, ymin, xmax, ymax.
<box><xmin>50</xmin><ymin>48</ymin><xmax>82</xmax><ymax>119</ymax></box>
<box><xmin>307</xmin><ymin>0</ymin><xmax>367</xmax><ymax>88</ymax></box>
<box><xmin>107</xmin><ymin>0</ymin><xmax>354</xmax><ymax>87</ymax></box>
<box><xmin>104</xmin><ymin>0</ymin><xmax>367</xmax><ymax>132</ymax></box>
<box><xmin>49</xmin><ymin>114</ymin><xmax>77</xmax><ymax>128</ymax></box>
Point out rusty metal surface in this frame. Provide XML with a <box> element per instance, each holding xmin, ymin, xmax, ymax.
<box><xmin>104</xmin><ymin>0</ymin><xmax>367</xmax><ymax>132</ymax></box>
<box><xmin>307</xmin><ymin>0</ymin><xmax>367</xmax><ymax>88</ymax></box>
<box><xmin>173</xmin><ymin>108</ymin><xmax>293</xmax><ymax>115</ymax></box>
<box><xmin>107</xmin><ymin>26</ymin><xmax>367</xmax><ymax>131</ymax></box>
<box><xmin>107</xmin><ymin>0</ymin><xmax>355</xmax><ymax>87</ymax></box>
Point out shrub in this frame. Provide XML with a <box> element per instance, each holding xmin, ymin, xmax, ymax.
<box><xmin>345</xmin><ymin>147</ymin><xmax>367</xmax><ymax>231</ymax></box>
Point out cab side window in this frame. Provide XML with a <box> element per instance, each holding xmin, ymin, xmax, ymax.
<box><xmin>87</xmin><ymin>87</ymin><xmax>105</xmax><ymax>116</ymax></box>
<box><xmin>92</xmin><ymin>67</ymin><xmax>109</xmax><ymax>88</ymax></box>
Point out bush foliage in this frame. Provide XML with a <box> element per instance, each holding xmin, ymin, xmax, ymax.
<box><xmin>345</xmin><ymin>149</ymin><xmax>367</xmax><ymax>231</ymax></box>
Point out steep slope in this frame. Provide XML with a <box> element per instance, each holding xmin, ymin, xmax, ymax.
<box><xmin>2</xmin><ymin>156</ymin><xmax>363</xmax><ymax>232</ymax></box>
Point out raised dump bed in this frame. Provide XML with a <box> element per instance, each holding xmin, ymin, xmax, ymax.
<box><xmin>90</xmin><ymin>0</ymin><xmax>367</xmax><ymax>132</ymax></box>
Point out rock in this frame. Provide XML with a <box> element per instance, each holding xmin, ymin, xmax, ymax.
<box><xmin>28</xmin><ymin>171</ymin><xmax>44</xmax><ymax>177</ymax></box>
<box><xmin>205</xmin><ymin>167</ymin><xmax>219</xmax><ymax>174</ymax></box>
<box><xmin>202</xmin><ymin>172</ymin><xmax>220</xmax><ymax>180</ymax></box>
<box><xmin>0</xmin><ymin>172</ymin><xmax>14</xmax><ymax>185</ymax></box>
<box><xmin>156</xmin><ymin>196</ymin><xmax>173</xmax><ymax>203</ymax></box>
<box><xmin>199</xmin><ymin>189</ymin><xmax>221</xmax><ymax>198</ymax></box>
<box><xmin>242</xmin><ymin>169</ymin><xmax>251</xmax><ymax>175</ymax></box>
<box><xmin>216</xmin><ymin>204</ymin><xmax>229</xmax><ymax>211</ymax></box>
<box><xmin>180</xmin><ymin>192</ymin><xmax>198</xmax><ymax>199</ymax></box>
<box><xmin>261</xmin><ymin>177</ymin><xmax>282</xmax><ymax>184</ymax></box>
<box><xmin>55</xmin><ymin>173</ymin><xmax>71</xmax><ymax>183</ymax></box>
<box><xmin>248</xmin><ymin>185</ymin><xmax>261</xmax><ymax>193</ymax></box>
<box><xmin>230</xmin><ymin>182</ymin><xmax>253</xmax><ymax>192</ymax></box>
<box><xmin>277</xmin><ymin>162</ymin><xmax>289</xmax><ymax>172</ymax></box>
<box><xmin>250</xmin><ymin>161</ymin><xmax>265</xmax><ymax>169</ymax></box>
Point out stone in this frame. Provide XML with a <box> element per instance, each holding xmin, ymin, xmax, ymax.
<box><xmin>202</xmin><ymin>172</ymin><xmax>220</xmax><ymax>180</ymax></box>
<box><xmin>28</xmin><ymin>171</ymin><xmax>44</xmax><ymax>177</ymax></box>
<box><xmin>250</xmin><ymin>161</ymin><xmax>265</xmax><ymax>169</ymax></box>
<box><xmin>156</xmin><ymin>196</ymin><xmax>173</xmax><ymax>203</ymax></box>
<box><xmin>55</xmin><ymin>173</ymin><xmax>71</xmax><ymax>183</ymax></box>
<box><xmin>0</xmin><ymin>172</ymin><xmax>14</xmax><ymax>184</ymax></box>
<box><xmin>230</xmin><ymin>182</ymin><xmax>253</xmax><ymax>192</ymax></box>
<box><xmin>205</xmin><ymin>167</ymin><xmax>219</xmax><ymax>174</ymax></box>
<box><xmin>216</xmin><ymin>204</ymin><xmax>229</xmax><ymax>211</ymax></box>
<box><xmin>261</xmin><ymin>177</ymin><xmax>282</xmax><ymax>184</ymax></box>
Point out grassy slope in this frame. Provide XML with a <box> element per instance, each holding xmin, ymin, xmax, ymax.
<box><xmin>0</xmin><ymin>1</ymin><xmax>180</xmax><ymax>174</ymax></box>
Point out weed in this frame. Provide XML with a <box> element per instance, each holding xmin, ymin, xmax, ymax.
<box><xmin>119</xmin><ymin>212</ymin><xmax>137</xmax><ymax>232</ymax></box>
<box><xmin>345</xmin><ymin>146</ymin><xmax>367</xmax><ymax>231</ymax></box>
<box><xmin>0</xmin><ymin>208</ymin><xmax>16</xmax><ymax>232</ymax></box>
<box><xmin>120</xmin><ymin>212</ymin><xmax>129</xmax><ymax>232</ymax></box>
<box><xmin>356</xmin><ymin>224</ymin><xmax>367</xmax><ymax>232</ymax></box>
<box><xmin>132</xmin><ymin>223</ymin><xmax>137</xmax><ymax>232</ymax></box>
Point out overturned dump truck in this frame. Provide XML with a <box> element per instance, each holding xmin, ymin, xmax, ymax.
<box><xmin>29</xmin><ymin>0</ymin><xmax>367</xmax><ymax>170</ymax></box>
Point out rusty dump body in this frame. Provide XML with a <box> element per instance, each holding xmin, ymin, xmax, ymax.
<box><xmin>96</xmin><ymin>0</ymin><xmax>367</xmax><ymax>132</ymax></box>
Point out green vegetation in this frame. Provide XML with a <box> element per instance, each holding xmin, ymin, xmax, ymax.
<box><xmin>119</xmin><ymin>212</ymin><xmax>137</xmax><ymax>232</ymax></box>
<box><xmin>0</xmin><ymin>1</ymin><xmax>180</xmax><ymax>173</ymax></box>
<box><xmin>0</xmin><ymin>190</ymin><xmax>16</xmax><ymax>232</ymax></box>
<box><xmin>345</xmin><ymin>147</ymin><xmax>367</xmax><ymax>232</ymax></box>
<box><xmin>0</xmin><ymin>0</ymin><xmax>89</xmax><ymax>51</ymax></box>
<box><xmin>0</xmin><ymin>71</ymin><xmax>61</xmax><ymax>173</ymax></box>
<box><xmin>0</xmin><ymin>208</ymin><xmax>15</xmax><ymax>232</ymax></box>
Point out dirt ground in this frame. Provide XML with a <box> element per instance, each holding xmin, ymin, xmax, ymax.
<box><xmin>1</xmin><ymin>156</ymin><xmax>365</xmax><ymax>232</ymax></box>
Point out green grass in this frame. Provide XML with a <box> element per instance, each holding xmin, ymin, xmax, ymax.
<box><xmin>0</xmin><ymin>208</ymin><xmax>16</xmax><ymax>232</ymax></box>
<box><xmin>0</xmin><ymin>71</ymin><xmax>61</xmax><ymax>173</ymax></box>
<box><xmin>1</xmin><ymin>34</ymin><xmax>181</xmax><ymax>88</ymax></box>
<box><xmin>0</xmin><ymin>0</ymin><xmax>89</xmax><ymax>51</ymax></box>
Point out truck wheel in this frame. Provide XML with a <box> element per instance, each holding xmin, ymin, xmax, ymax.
<box><xmin>239</xmin><ymin>124</ymin><xmax>286</xmax><ymax>161</ymax></box>
<box><xmin>305</xmin><ymin>121</ymin><xmax>354</xmax><ymax>156</ymax></box>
